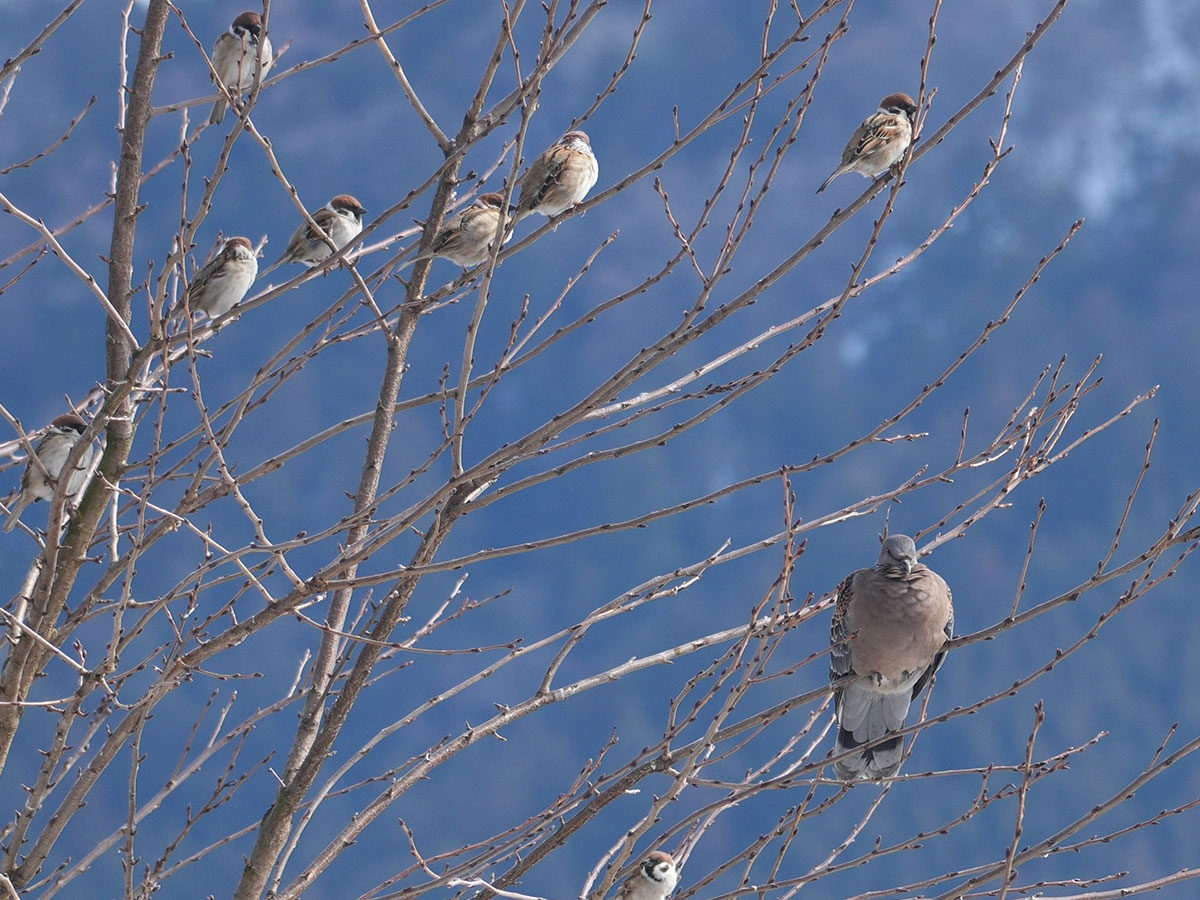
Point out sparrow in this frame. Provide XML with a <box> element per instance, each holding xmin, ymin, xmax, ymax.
<box><xmin>829</xmin><ymin>534</ymin><xmax>954</xmax><ymax>780</ymax></box>
<box><xmin>209</xmin><ymin>11</ymin><xmax>274</xmax><ymax>125</ymax></box>
<box><xmin>616</xmin><ymin>851</ymin><xmax>678</xmax><ymax>900</ymax></box>
<box><xmin>816</xmin><ymin>92</ymin><xmax>918</xmax><ymax>194</ymax></box>
<box><xmin>402</xmin><ymin>193</ymin><xmax>507</xmax><ymax>269</ymax></box>
<box><xmin>514</xmin><ymin>130</ymin><xmax>598</xmax><ymax>221</ymax></box>
<box><xmin>170</xmin><ymin>236</ymin><xmax>258</xmax><ymax>323</ymax></box>
<box><xmin>4</xmin><ymin>413</ymin><xmax>94</xmax><ymax>533</ymax></box>
<box><xmin>264</xmin><ymin>194</ymin><xmax>367</xmax><ymax>274</ymax></box>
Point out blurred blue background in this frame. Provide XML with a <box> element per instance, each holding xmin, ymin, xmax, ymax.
<box><xmin>0</xmin><ymin>2</ymin><xmax>1197</xmax><ymax>899</ymax></box>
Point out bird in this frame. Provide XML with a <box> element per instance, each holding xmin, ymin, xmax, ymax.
<box><xmin>170</xmin><ymin>236</ymin><xmax>258</xmax><ymax>324</ymax></box>
<box><xmin>209</xmin><ymin>11</ymin><xmax>274</xmax><ymax>125</ymax></box>
<box><xmin>816</xmin><ymin>92</ymin><xmax>918</xmax><ymax>194</ymax></box>
<box><xmin>264</xmin><ymin>194</ymin><xmax>367</xmax><ymax>274</ymax></box>
<box><xmin>616</xmin><ymin>851</ymin><xmax>679</xmax><ymax>900</ymax></box>
<box><xmin>828</xmin><ymin>534</ymin><xmax>953</xmax><ymax>781</ymax></box>
<box><xmin>513</xmin><ymin>130</ymin><xmax>598</xmax><ymax>222</ymax></box>
<box><xmin>401</xmin><ymin>193</ymin><xmax>507</xmax><ymax>269</ymax></box>
<box><xmin>4</xmin><ymin>413</ymin><xmax>94</xmax><ymax>533</ymax></box>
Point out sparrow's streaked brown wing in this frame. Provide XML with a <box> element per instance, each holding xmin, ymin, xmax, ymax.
<box><xmin>849</xmin><ymin>111</ymin><xmax>908</xmax><ymax>165</ymax></box>
<box><xmin>518</xmin><ymin>145</ymin><xmax>573</xmax><ymax>214</ymax></box>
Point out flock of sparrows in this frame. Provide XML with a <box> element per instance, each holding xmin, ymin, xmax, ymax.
<box><xmin>174</xmin><ymin>11</ymin><xmax>912</xmax><ymax>325</ymax></box>
<box><xmin>176</xmin><ymin>15</ymin><xmax>603</xmax><ymax>322</ymax></box>
<box><xmin>8</xmin><ymin>17</ymin><xmax>610</xmax><ymax>532</ymax></box>
<box><xmin>3</xmin><ymin>8</ymin><xmax>940</xmax><ymax>883</ymax></box>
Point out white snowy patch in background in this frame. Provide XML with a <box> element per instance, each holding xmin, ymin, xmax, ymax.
<box><xmin>1038</xmin><ymin>0</ymin><xmax>1200</xmax><ymax>219</ymax></box>
<box><xmin>838</xmin><ymin>331</ymin><xmax>870</xmax><ymax>367</ymax></box>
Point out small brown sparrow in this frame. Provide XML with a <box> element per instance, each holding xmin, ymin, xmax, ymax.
<box><xmin>264</xmin><ymin>194</ymin><xmax>367</xmax><ymax>274</ymax></box>
<box><xmin>403</xmin><ymin>193</ymin><xmax>507</xmax><ymax>269</ymax></box>
<box><xmin>209</xmin><ymin>11</ymin><xmax>274</xmax><ymax>125</ymax></box>
<box><xmin>514</xmin><ymin>130</ymin><xmax>598</xmax><ymax>221</ymax></box>
<box><xmin>816</xmin><ymin>92</ymin><xmax>917</xmax><ymax>194</ymax></box>
<box><xmin>171</xmin><ymin>236</ymin><xmax>258</xmax><ymax>323</ymax></box>
<box><xmin>4</xmin><ymin>413</ymin><xmax>94</xmax><ymax>533</ymax></box>
<box><xmin>616</xmin><ymin>851</ymin><xmax>678</xmax><ymax>900</ymax></box>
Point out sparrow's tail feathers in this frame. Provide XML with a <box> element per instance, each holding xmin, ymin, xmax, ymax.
<box><xmin>395</xmin><ymin>243</ymin><xmax>432</xmax><ymax>271</ymax></box>
<box><xmin>260</xmin><ymin>258</ymin><xmax>285</xmax><ymax>278</ymax></box>
<box><xmin>3</xmin><ymin>497</ymin><xmax>30</xmax><ymax>533</ymax></box>
<box><xmin>816</xmin><ymin>169</ymin><xmax>840</xmax><ymax>194</ymax></box>
<box><xmin>209</xmin><ymin>99</ymin><xmax>228</xmax><ymax>125</ymax></box>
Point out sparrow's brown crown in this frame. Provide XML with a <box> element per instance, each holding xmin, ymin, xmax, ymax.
<box><xmin>329</xmin><ymin>194</ymin><xmax>367</xmax><ymax>217</ymax></box>
<box><xmin>231</xmin><ymin>11</ymin><xmax>263</xmax><ymax>36</ymax></box>
<box><xmin>879</xmin><ymin>92</ymin><xmax>917</xmax><ymax>122</ymax></box>
<box><xmin>49</xmin><ymin>413</ymin><xmax>87</xmax><ymax>434</ymax></box>
<box><xmin>641</xmin><ymin>850</ymin><xmax>676</xmax><ymax>877</ymax></box>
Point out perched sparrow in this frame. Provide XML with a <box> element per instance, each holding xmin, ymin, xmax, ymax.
<box><xmin>264</xmin><ymin>194</ymin><xmax>367</xmax><ymax>274</ymax></box>
<box><xmin>816</xmin><ymin>92</ymin><xmax>918</xmax><ymax>194</ymax></box>
<box><xmin>4</xmin><ymin>413</ymin><xmax>94</xmax><ymax>533</ymax></box>
<box><xmin>514</xmin><ymin>130</ymin><xmax>598</xmax><ymax>221</ymax></box>
<box><xmin>403</xmin><ymin>193</ymin><xmax>507</xmax><ymax>269</ymax></box>
<box><xmin>209</xmin><ymin>11</ymin><xmax>274</xmax><ymax>125</ymax></box>
<box><xmin>171</xmin><ymin>236</ymin><xmax>258</xmax><ymax>323</ymax></box>
<box><xmin>829</xmin><ymin>534</ymin><xmax>954</xmax><ymax>780</ymax></box>
<box><xmin>616</xmin><ymin>851</ymin><xmax>679</xmax><ymax>900</ymax></box>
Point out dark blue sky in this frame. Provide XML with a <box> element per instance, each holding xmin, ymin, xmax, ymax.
<box><xmin>0</xmin><ymin>2</ymin><xmax>1197</xmax><ymax>899</ymax></box>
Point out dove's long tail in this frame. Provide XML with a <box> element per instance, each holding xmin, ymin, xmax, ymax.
<box><xmin>832</xmin><ymin>681</ymin><xmax>912</xmax><ymax>781</ymax></box>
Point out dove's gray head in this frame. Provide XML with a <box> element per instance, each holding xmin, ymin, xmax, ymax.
<box><xmin>875</xmin><ymin>534</ymin><xmax>918</xmax><ymax>578</ymax></box>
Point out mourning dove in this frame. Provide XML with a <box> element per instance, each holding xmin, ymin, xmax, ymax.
<box><xmin>828</xmin><ymin>534</ymin><xmax>953</xmax><ymax>780</ymax></box>
<box><xmin>616</xmin><ymin>851</ymin><xmax>678</xmax><ymax>900</ymax></box>
<box><xmin>514</xmin><ymin>130</ymin><xmax>598</xmax><ymax>221</ymax></box>
<box><xmin>816</xmin><ymin>92</ymin><xmax>917</xmax><ymax>194</ymax></box>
